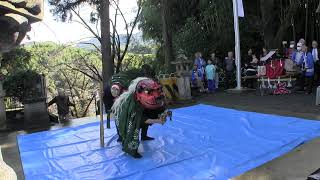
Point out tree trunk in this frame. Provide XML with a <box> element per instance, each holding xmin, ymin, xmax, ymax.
<box><xmin>100</xmin><ymin>0</ymin><xmax>113</xmax><ymax>86</ymax></box>
<box><xmin>260</xmin><ymin>0</ymin><xmax>277</xmax><ymax>48</ymax></box>
<box><xmin>161</xmin><ymin>0</ymin><xmax>173</xmax><ymax>73</ymax></box>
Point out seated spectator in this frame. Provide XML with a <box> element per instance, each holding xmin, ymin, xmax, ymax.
<box><xmin>262</xmin><ymin>47</ymin><xmax>269</xmax><ymax>57</ymax></box>
<box><xmin>243</xmin><ymin>48</ymin><xmax>253</xmax><ymax>67</ymax></box>
<box><xmin>243</xmin><ymin>54</ymin><xmax>258</xmax><ymax>89</ymax></box>
<box><xmin>259</xmin><ymin>47</ymin><xmax>269</xmax><ymax>65</ymax></box>
<box><xmin>250</xmin><ymin>54</ymin><xmax>259</xmax><ymax>68</ymax></box>
<box><xmin>191</xmin><ymin>64</ymin><xmax>205</xmax><ymax>92</ymax></box>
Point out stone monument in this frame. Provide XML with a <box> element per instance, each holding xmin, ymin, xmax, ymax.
<box><xmin>171</xmin><ymin>51</ymin><xmax>192</xmax><ymax>100</ymax></box>
<box><xmin>0</xmin><ymin>79</ymin><xmax>6</xmax><ymax>130</ymax></box>
<box><xmin>23</xmin><ymin>74</ymin><xmax>49</xmax><ymax>129</ymax></box>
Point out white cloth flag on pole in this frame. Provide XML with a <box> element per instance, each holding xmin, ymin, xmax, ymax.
<box><xmin>237</xmin><ymin>0</ymin><xmax>244</xmax><ymax>17</ymax></box>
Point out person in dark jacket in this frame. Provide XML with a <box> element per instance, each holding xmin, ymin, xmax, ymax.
<box><xmin>224</xmin><ymin>51</ymin><xmax>235</xmax><ymax>89</ymax></box>
<box><xmin>48</xmin><ymin>90</ymin><xmax>75</xmax><ymax>122</ymax></box>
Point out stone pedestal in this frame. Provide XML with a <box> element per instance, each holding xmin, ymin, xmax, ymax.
<box><xmin>0</xmin><ymin>82</ymin><xmax>6</xmax><ymax>130</ymax></box>
<box><xmin>317</xmin><ymin>86</ymin><xmax>320</xmax><ymax>106</ymax></box>
<box><xmin>171</xmin><ymin>52</ymin><xmax>193</xmax><ymax>101</ymax></box>
<box><xmin>24</xmin><ymin>100</ymin><xmax>50</xmax><ymax>129</ymax></box>
<box><xmin>176</xmin><ymin>75</ymin><xmax>192</xmax><ymax>100</ymax></box>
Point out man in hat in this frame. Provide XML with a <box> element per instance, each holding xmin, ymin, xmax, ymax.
<box><xmin>312</xmin><ymin>40</ymin><xmax>320</xmax><ymax>86</ymax></box>
<box><xmin>295</xmin><ymin>45</ymin><xmax>315</xmax><ymax>94</ymax></box>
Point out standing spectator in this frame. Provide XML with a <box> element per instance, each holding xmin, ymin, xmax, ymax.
<box><xmin>205</xmin><ymin>59</ymin><xmax>216</xmax><ymax>93</ymax></box>
<box><xmin>299</xmin><ymin>38</ymin><xmax>306</xmax><ymax>45</ymax></box>
<box><xmin>210</xmin><ymin>53</ymin><xmax>220</xmax><ymax>89</ymax></box>
<box><xmin>312</xmin><ymin>40</ymin><xmax>320</xmax><ymax>86</ymax></box>
<box><xmin>48</xmin><ymin>89</ymin><xmax>75</xmax><ymax>122</ymax></box>
<box><xmin>286</xmin><ymin>41</ymin><xmax>295</xmax><ymax>58</ymax></box>
<box><xmin>292</xmin><ymin>42</ymin><xmax>304</xmax><ymax>64</ymax></box>
<box><xmin>296</xmin><ymin>45</ymin><xmax>314</xmax><ymax>94</ymax></box>
<box><xmin>282</xmin><ymin>41</ymin><xmax>288</xmax><ymax>56</ymax></box>
<box><xmin>194</xmin><ymin>52</ymin><xmax>206</xmax><ymax>75</ymax></box>
<box><xmin>224</xmin><ymin>51</ymin><xmax>235</xmax><ymax>89</ymax></box>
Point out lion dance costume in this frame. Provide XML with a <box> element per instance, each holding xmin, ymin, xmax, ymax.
<box><xmin>111</xmin><ymin>77</ymin><xmax>171</xmax><ymax>158</ymax></box>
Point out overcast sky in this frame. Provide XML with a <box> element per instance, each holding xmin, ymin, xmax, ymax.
<box><xmin>22</xmin><ymin>0</ymin><xmax>139</xmax><ymax>44</ymax></box>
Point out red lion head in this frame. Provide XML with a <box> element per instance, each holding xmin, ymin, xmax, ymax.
<box><xmin>135</xmin><ymin>79</ymin><xmax>165</xmax><ymax>110</ymax></box>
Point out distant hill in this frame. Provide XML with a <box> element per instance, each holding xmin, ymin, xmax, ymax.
<box><xmin>75</xmin><ymin>32</ymin><xmax>152</xmax><ymax>50</ymax></box>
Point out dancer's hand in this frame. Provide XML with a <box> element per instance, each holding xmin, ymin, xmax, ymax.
<box><xmin>145</xmin><ymin>119</ymin><xmax>165</xmax><ymax>125</ymax></box>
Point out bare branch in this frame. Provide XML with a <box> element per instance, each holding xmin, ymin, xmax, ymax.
<box><xmin>82</xmin><ymin>94</ymin><xmax>95</xmax><ymax>117</ymax></box>
<box><xmin>111</xmin><ymin>0</ymin><xmax>129</xmax><ymax>36</ymax></box>
<box><xmin>65</xmin><ymin>64</ymin><xmax>99</xmax><ymax>81</ymax></box>
<box><xmin>71</xmin><ymin>8</ymin><xmax>101</xmax><ymax>42</ymax></box>
<box><xmin>78</xmin><ymin>42</ymin><xmax>101</xmax><ymax>53</ymax></box>
<box><xmin>61</xmin><ymin>70</ymin><xmax>79</xmax><ymax>117</ymax></box>
<box><xmin>116</xmin><ymin>0</ymin><xmax>142</xmax><ymax>72</ymax></box>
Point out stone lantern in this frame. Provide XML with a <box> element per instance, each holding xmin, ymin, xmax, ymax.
<box><xmin>171</xmin><ymin>51</ymin><xmax>192</xmax><ymax>100</ymax></box>
<box><xmin>23</xmin><ymin>74</ymin><xmax>50</xmax><ymax>129</ymax></box>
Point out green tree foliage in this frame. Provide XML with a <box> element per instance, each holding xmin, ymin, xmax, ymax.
<box><xmin>122</xmin><ymin>53</ymin><xmax>155</xmax><ymax>71</ymax></box>
<box><xmin>49</xmin><ymin>0</ymin><xmax>113</xmax><ymax>85</ymax></box>
<box><xmin>139</xmin><ymin>0</ymin><xmax>320</xmax><ymax>60</ymax></box>
<box><xmin>2</xmin><ymin>42</ymin><xmax>103</xmax><ymax>117</ymax></box>
<box><xmin>0</xmin><ymin>47</ymin><xmax>31</xmax><ymax>75</ymax></box>
<box><xmin>3</xmin><ymin>70</ymin><xmax>39</xmax><ymax>103</ymax></box>
<box><xmin>26</xmin><ymin>42</ymin><xmax>101</xmax><ymax>117</ymax></box>
<box><xmin>2</xmin><ymin>40</ymin><xmax>157</xmax><ymax>117</ymax></box>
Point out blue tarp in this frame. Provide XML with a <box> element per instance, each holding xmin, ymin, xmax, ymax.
<box><xmin>18</xmin><ymin>104</ymin><xmax>320</xmax><ymax>180</ymax></box>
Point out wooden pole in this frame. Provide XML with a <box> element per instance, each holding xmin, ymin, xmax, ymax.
<box><xmin>99</xmin><ymin>81</ymin><xmax>104</xmax><ymax>147</ymax></box>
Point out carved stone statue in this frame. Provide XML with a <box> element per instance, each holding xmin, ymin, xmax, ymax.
<box><xmin>0</xmin><ymin>0</ymin><xmax>43</xmax><ymax>52</ymax></box>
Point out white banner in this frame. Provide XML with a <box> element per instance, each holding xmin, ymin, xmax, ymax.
<box><xmin>237</xmin><ymin>0</ymin><xmax>244</xmax><ymax>17</ymax></box>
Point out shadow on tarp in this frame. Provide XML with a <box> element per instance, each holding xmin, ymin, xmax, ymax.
<box><xmin>17</xmin><ymin>104</ymin><xmax>320</xmax><ymax>180</ymax></box>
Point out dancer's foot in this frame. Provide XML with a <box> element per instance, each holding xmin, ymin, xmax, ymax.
<box><xmin>141</xmin><ymin>136</ymin><xmax>155</xmax><ymax>141</ymax></box>
<box><xmin>117</xmin><ymin>136</ymin><xmax>122</xmax><ymax>142</ymax></box>
<box><xmin>132</xmin><ymin>152</ymin><xmax>142</xmax><ymax>159</ymax></box>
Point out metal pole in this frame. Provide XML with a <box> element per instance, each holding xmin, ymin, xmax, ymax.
<box><xmin>99</xmin><ymin>82</ymin><xmax>104</xmax><ymax>147</ymax></box>
<box><xmin>232</xmin><ymin>0</ymin><xmax>242</xmax><ymax>90</ymax></box>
